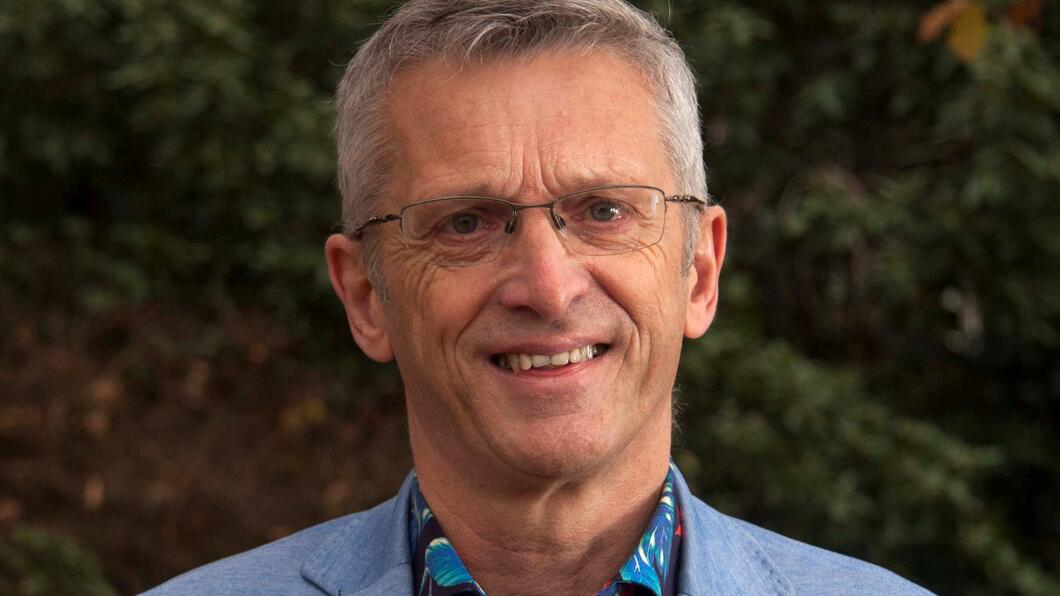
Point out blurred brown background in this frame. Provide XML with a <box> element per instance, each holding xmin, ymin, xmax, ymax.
<box><xmin>2</xmin><ymin>1</ymin><xmax>1059</xmax><ymax>594</ymax></box>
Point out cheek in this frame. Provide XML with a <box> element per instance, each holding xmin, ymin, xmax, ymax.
<box><xmin>384</xmin><ymin>258</ymin><xmax>440</xmax><ymax>356</ymax></box>
<box><xmin>385</xmin><ymin>259</ymin><xmax>492</xmax><ymax>359</ymax></box>
<box><xmin>599</xmin><ymin>245</ymin><xmax>686</xmax><ymax>331</ymax></box>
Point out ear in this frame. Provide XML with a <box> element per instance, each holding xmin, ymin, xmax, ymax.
<box><xmin>325</xmin><ymin>234</ymin><xmax>394</xmax><ymax>362</ymax></box>
<box><xmin>684</xmin><ymin>206</ymin><xmax>727</xmax><ymax>339</ymax></box>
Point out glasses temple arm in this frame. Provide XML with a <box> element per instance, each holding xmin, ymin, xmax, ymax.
<box><xmin>350</xmin><ymin>214</ymin><xmax>401</xmax><ymax>240</ymax></box>
<box><xmin>665</xmin><ymin>195</ymin><xmax>709</xmax><ymax>207</ymax></box>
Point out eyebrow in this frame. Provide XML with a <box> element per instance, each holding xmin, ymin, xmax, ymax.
<box><xmin>559</xmin><ymin>173</ymin><xmax>640</xmax><ymax>192</ymax></box>
<box><xmin>417</xmin><ymin>174</ymin><xmax>642</xmax><ymax>202</ymax></box>
<box><xmin>441</xmin><ymin>183</ymin><xmax>505</xmax><ymax>198</ymax></box>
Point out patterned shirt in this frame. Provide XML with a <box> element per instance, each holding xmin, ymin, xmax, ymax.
<box><xmin>409</xmin><ymin>463</ymin><xmax>683</xmax><ymax>595</ymax></box>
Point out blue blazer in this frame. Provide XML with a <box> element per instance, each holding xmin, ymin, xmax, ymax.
<box><xmin>145</xmin><ymin>468</ymin><xmax>931</xmax><ymax>595</ymax></box>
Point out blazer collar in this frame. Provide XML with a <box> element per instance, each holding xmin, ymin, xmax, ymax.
<box><xmin>672</xmin><ymin>468</ymin><xmax>794</xmax><ymax>595</ymax></box>
<box><xmin>299</xmin><ymin>468</ymin><xmax>793</xmax><ymax>596</ymax></box>
<box><xmin>300</xmin><ymin>473</ymin><xmax>416</xmax><ymax>596</ymax></box>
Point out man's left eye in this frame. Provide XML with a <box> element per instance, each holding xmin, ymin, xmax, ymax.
<box><xmin>587</xmin><ymin>201</ymin><xmax>624</xmax><ymax>222</ymax></box>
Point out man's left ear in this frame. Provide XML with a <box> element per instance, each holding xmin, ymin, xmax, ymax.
<box><xmin>684</xmin><ymin>206</ymin><xmax>727</xmax><ymax>339</ymax></box>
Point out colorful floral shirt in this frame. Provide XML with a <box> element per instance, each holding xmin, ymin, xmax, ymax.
<box><xmin>409</xmin><ymin>463</ymin><xmax>683</xmax><ymax>596</ymax></box>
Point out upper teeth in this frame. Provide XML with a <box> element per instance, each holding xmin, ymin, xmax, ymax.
<box><xmin>500</xmin><ymin>345</ymin><xmax>599</xmax><ymax>371</ymax></box>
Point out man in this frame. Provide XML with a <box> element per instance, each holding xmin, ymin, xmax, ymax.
<box><xmin>147</xmin><ymin>1</ymin><xmax>929</xmax><ymax>594</ymax></box>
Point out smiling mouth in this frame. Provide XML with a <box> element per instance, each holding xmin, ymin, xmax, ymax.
<box><xmin>491</xmin><ymin>344</ymin><xmax>610</xmax><ymax>372</ymax></box>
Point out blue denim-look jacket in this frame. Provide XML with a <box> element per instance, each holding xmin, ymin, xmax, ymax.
<box><xmin>144</xmin><ymin>468</ymin><xmax>932</xmax><ymax>595</ymax></box>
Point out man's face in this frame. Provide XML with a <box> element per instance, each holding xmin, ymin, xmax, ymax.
<box><xmin>362</xmin><ymin>50</ymin><xmax>715</xmax><ymax>480</ymax></box>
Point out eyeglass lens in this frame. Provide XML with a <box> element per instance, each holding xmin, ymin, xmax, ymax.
<box><xmin>399</xmin><ymin>186</ymin><xmax>667</xmax><ymax>266</ymax></box>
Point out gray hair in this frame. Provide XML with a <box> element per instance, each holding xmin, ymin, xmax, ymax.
<box><xmin>335</xmin><ymin>0</ymin><xmax>708</xmax><ymax>291</ymax></box>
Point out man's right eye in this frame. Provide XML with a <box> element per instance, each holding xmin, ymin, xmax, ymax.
<box><xmin>446</xmin><ymin>213</ymin><xmax>481</xmax><ymax>234</ymax></box>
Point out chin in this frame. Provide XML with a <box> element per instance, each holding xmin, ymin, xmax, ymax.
<box><xmin>494</xmin><ymin>425</ymin><xmax>617</xmax><ymax>481</ymax></box>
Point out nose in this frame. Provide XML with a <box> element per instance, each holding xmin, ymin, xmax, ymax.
<box><xmin>495</xmin><ymin>208</ymin><xmax>590</xmax><ymax>322</ymax></box>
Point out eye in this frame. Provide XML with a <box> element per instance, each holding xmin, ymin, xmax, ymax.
<box><xmin>587</xmin><ymin>200</ymin><xmax>624</xmax><ymax>222</ymax></box>
<box><xmin>447</xmin><ymin>212</ymin><xmax>480</xmax><ymax>234</ymax></box>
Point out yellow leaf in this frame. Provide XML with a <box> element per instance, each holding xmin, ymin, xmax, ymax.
<box><xmin>919</xmin><ymin>0</ymin><xmax>969</xmax><ymax>43</ymax></box>
<box><xmin>947</xmin><ymin>2</ymin><xmax>988</xmax><ymax>62</ymax></box>
<box><xmin>280</xmin><ymin>396</ymin><xmax>328</xmax><ymax>433</ymax></box>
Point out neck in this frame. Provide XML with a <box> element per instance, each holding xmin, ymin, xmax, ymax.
<box><xmin>408</xmin><ymin>406</ymin><xmax>672</xmax><ymax>596</ymax></box>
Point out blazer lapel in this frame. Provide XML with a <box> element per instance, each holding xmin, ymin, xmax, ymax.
<box><xmin>673</xmin><ymin>469</ymin><xmax>794</xmax><ymax>595</ymax></box>
<box><xmin>301</xmin><ymin>473</ymin><xmax>416</xmax><ymax>596</ymax></box>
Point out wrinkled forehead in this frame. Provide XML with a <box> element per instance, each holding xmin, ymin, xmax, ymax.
<box><xmin>380</xmin><ymin>48</ymin><xmax>672</xmax><ymax>204</ymax></box>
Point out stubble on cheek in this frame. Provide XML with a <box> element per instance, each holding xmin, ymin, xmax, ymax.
<box><xmin>383</xmin><ymin>259</ymin><xmax>489</xmax><ymax>428</ymax></box>
<box><xmin>607</xmin><ymin>244</ymin><xmax>688</xmax><ymax>416</ymax></box>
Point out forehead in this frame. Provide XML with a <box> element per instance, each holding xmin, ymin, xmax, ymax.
<box><xmin>382</xmin><ymin>49</ymin><xmax>672</xmax><ymax>202</ymax></box>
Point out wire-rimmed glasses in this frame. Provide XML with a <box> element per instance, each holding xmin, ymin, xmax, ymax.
<box><xmin>350</xmin><ymin>184</ymin><xmax>706</xmax><ymax>267</ymax></box>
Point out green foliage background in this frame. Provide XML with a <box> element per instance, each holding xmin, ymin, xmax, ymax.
<box><xmin>1</xmin><ymin>0</ymin><xmax>1058</xmax><ymax>594</ymax></box>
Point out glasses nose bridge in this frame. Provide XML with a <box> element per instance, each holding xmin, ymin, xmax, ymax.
<box><xmin>508</xmin><ymin>199</ymin><xmax>565</xmax><ymax>234</ymax></box>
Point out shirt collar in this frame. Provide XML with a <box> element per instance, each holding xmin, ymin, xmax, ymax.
<box><xmin>408</xmin><ymin>463</ymin><xmax>683</xmax><ymax>596</ymax></box>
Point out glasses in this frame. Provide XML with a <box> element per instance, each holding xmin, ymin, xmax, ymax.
<box><xmin>351</xmin><ymin>184</ymin><xmax>706</xmax><ymax>267</ymax></box>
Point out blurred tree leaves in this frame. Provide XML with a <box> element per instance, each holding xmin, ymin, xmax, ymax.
<box><xmin>0</xmin><ymin>526</ymin><xmax>117</xmax><ymax>596</ymax></box>
<box><xmin>1</xmin><ymin>0</ymin><xmax>1058</xmax><ymax>594</ymax></box>
<box><xmin>661</xmin><ymin>1</ymin><xmax>1059</xmax><ymax>594</ymax></box>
